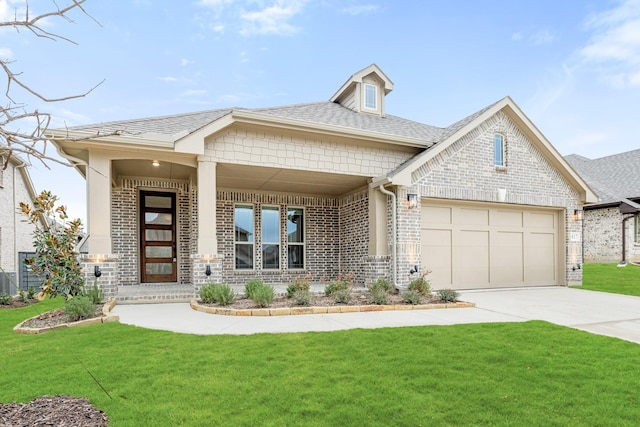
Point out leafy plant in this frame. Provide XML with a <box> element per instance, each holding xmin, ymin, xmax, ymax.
<box><xmin>245</xmin><ymin>278</ymin><xmax>264</xmax><ymax>299</ymax></box>
<box><xmin>18</xmin><ymin>290</ymin><xmax>29</xmax><ymax>303</ymax></box>
<box><xmin>64</xmin><ymin>296</ymin><xmax>96</xmax><ymax>321</ymax></box>
<box><xmin>437</xmin><ymin>288</ymin><xmax>459</xmax><ymax>303</ymax></box>
<box><xmin>402</xmin><ymin>290</ymin><xmax>422</xmax><ymax>305</ymax></box>
<box><xmin>20</xmin><ymin>191</ymin><xmax>84</xmax><ymax>300</ymax></box>
<box><xmin>408</xmin><ymin>272</ymin><xmax>431</xmax><ymax>296</ymax></box>
<box><xmin>250</xmin><ymin>283</ymin><xmax>275</xmax><ymax>308</ymax></box>
<box><xmin>370</xmin><ymin>278</ymin><xmax>394</xmax><ymax>293</ymax></box>
<box><xmin>332</xmin><ymin>288</ymin><xmax>352</xmax><ymax>304</ymax></box>
<box><xmin>325</xmin><ymin>273</ymin><xmax>354</xmax><ymax>296</ymax></box>
<box><xmin>0</xmin><ymin>293</ymin><xmax>12</xmax><ymax>305</ymax></box>
<box><xmin>370</xmin><ymin>286</ymin><xmax>388</xmax><ymax>305</ymax></box>
<box><xmin>292</xmin><ymin>289</ymin><xmax>312</xmax><ymax>306</ymax></box>
<box><xmin>287</xmin><ymin>275</ymin><xmax>311</xmax><ymax>298</ymax></box>
<box><xmin>200</xmin><ymin>283</ymin><xmax>217</xmax><ymax>303</ymax></box>
<box><xmin>86</xmin><ymin>279</ymin><xmax>104</xmax><ymax>304</ymax></box>
<box><xmin>213</xmin><ymin>284</ymin><xmax>236</xmax><ymax>306</ymax></box>
<box><xmin>26</xmin><ymin>286</ymin><xmax>37</xmax><ymax>299</ymax></box>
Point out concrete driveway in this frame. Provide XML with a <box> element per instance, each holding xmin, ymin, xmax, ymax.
<box><xmin>112</xmin><ymin>287</ymin><xmax>640</xmax><ymax>343</ymax></box>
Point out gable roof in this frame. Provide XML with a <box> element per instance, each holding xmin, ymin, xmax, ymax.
<box><xmin>565</xmin><ymin>149</ymin><xmax>640</xmax><ymax>207</ymax></box>
<box><xmin>380</xmin><ymin>96</ymin><xmax>597</xmax><ymax>204</ymax></box>
<box><xmin>329</xmin><ymin>63</ymin><xmax>394</xmax><ymax>103</ymax></box>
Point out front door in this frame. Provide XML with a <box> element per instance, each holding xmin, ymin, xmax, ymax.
<box><xmin>140</xmin><ymin>191</ymin><xmax>177</xmax><ymax>283</ymax></box>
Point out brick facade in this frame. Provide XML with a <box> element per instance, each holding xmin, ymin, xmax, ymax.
<box><xmin>583</xmin><ymin>207</ymin><xmax>640</xmax><ymax>263</ymax></box>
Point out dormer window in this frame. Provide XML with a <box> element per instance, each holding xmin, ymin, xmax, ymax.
<box><xmin>364</xmin><ymin>84</ymin><xmax>377</xmax><ymax>110</ymax></box>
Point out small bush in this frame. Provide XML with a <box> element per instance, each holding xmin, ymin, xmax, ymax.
<box><xmin>333</xmin><ymin>288</ymin><xmax>352</xmax><ymax>304</ymax></box>
<box><xmin>0</xmin><ymin>293</ymin><xmax>13</xmax><ymax>305</ymax></box>
<box><xmin>408</xmin><ymin>274</ymin><xmax>431</xmax><ymax>296</ymax></box>
<box><xmin>370</xmin><ymin>286</ymin><xmax>388</xmax><ymax>305</ymax></box>
<box><xmin>27</xmin><ymin>286</ymin><xmax>37</xmax><ymax>299</ymax></box>
<box><xmin>370</xmin><ymin>278</ymin><xmax>394</xmax><ymax>293</ymax></box>
<box><xmin>200</xmin><ymin>283</ymin><xmax>217</xmax><ymax>303</ymax></box>
<box><xmin>64</xmin><ymin>296</ymin><xmax>96</xmax><ymax>321</ymax></box>
<box><xmin>18</xmin><ymin>290</ymin><xmax>29</xmax><ymax>303</ymax></box>
<box><xmin>437</xmin><ymin>288</ymin><xmax>459</xmax><ymax>303</ymax></box>
<box><xmin>250</xmin><ymin>283</ymin><xmax>275</xmax><ymax>308</ymax></box>
<box><xmin>287</xmin><ymin>275</ymin><xmax>311</xmax><ymax>298</ymax></box>
<box><xmin>86</xmin><ymin>280</ymin><xmax>105</xmax><ymax>304</ymax></box>
<box><xmin>325</xmin><ymin>273</ymin><xmax>353</xmax><ymax>296</ymax></box>
<box><xmin>245</xmin><ymin>278</ymin><xmax>264</xmax><ymax>299</ymax></box>
<box><xmin>402</xmin><ymin>290</ymin><xmax>422</xmax><ymax>305</ymax></box>
<box><xmin>213</xmin><ymin>284</ymin><xmax>236</xmax><ymax>306</ymax></box>
<box><xmin>292</xmin><ymin>289</ymin><xmax>312</xmax><ymax>306</ymax></box>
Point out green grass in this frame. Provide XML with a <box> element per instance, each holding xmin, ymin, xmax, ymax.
<box><xmin>3</xmin><ymin>298</ymin><xmax>640</xmax><ymax>426</ymax></box>
<box><xmin>573</xmin><ymin>263</ymin><xmax>640</xmax><ymax>296</ymax></box>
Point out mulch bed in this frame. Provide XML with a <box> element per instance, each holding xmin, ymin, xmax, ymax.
<box><xmin>0</xmin><ymin>395</ymin><xmax>108</xmax><ymax>426</ymax></box>
<box><xmin>17</xmin><ymin>305</ymin><xmax>104</xmax><ymax>329</ymax></box>
<box><xmin>0</xmin><ymin>299</ymin><xmax>40</xmax><ymax>309</ymax></box>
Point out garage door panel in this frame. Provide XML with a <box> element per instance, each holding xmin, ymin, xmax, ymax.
<box><xmin>422</xmin><ymin>229</ymin><xmax>452</xmax><ymax>286</ymax></box>
<box><xmin>421</xmin><ymin>200</ymin><xmax>559</xmax><ymax>290</ymax></box>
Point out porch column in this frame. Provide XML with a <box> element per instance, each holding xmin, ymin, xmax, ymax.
<box><xmin>87</xmin><ymin>151</ymin><xmax>112</xmax><ymax>254</ymax></box>
<box><xmin>197</xmin><ymin>160</ymin><xmax>218</xmax><ymax>255</ymax></box>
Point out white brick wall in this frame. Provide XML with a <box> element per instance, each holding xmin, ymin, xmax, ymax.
<box><xmin>583</xmin><ymin>207</ymin><xmax>640</xmax><ymax>263</ymax></box>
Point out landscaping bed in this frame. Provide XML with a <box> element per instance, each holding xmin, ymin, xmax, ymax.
<box><xmin>0</xmin><ymin>395</ymin><xmax>108</xmax><ymax>427</ymax></box>
<box><xmin>13</xmin><ymin>300</ymin><xmax>118</xmax><ymax>334</ymax></box>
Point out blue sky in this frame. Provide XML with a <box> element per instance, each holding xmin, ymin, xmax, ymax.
<box><xmin>2</xmin><ymin>0</ymin><xmax>639</xmax><ymax>223</ymax></box>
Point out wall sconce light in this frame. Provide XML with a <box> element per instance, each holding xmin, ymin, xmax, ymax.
<box><xmin>94</xmin><ymin>265</ymin><xmax>102</xmax><ymax>278</ymax></box>
<box><xmin>205</xmin><ymin>265</ymin><xmax>211</xmax><ymax>276</ymax></box>
<box><xmin>409</xmin><ymin>265</ymin><xmax>419</xmax><ymax>275</ymax></box>
<box><xmin>152</xmin><ymin>160</ymin><xmax>160</xmax><ymax>167</ymax></box>
<box><xmin>407</xmin><ymin>194</ymin><xmax>419</xmax><ymax>209</ymax></box>
<box><xmin>572</xmin><ymin>264</ymin><xmax>582</xmax><ymax>271</ymax></box>
<box><xmin>573</xmin><ymin>209</ymin><xmax>583</xmax><ymax>221</ymax></box>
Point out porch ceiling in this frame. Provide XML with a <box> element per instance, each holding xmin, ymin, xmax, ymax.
<box><xmin>113</xmin><ymin>159</ymin><xmax>195</xmax><ymax>181</ymax></box>
<box><xmin>216</xmin><ymin>163</ymin><xmax>369</xmax><ymax>195</ymax></box>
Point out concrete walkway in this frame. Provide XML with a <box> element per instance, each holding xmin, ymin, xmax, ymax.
<box><xmin>111</xmin><ymin>287</ymin><xmax>640</xmax><ymax>343</ymax></box>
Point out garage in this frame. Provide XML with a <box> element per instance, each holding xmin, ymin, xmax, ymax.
<box><xmin>421</xmin><ymin>199</ymin><xmax>562</xmax><ymax>290</ymax></box>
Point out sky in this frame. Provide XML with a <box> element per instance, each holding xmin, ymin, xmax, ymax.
<box><xmin>1</xmin><ymin>0</ymin><xmax>639</xmax><ymax>224</ymax></box>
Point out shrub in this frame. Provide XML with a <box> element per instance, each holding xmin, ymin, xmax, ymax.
<box><xmin>408</xmin><ymin>274</ymin><xmax>431</xmax><ymax>296</ymax></box>
<box><xmin>370</xmin><ymin>278</ymin><xmax>394</xmax><ymax>293</ymax></box>
<box><xmin>437</xmin><ymin>288</ymin><xmax>459</xmax><ymax>303</ymax></box>
<box><xmin>20</xmin><ymin>191</ymin><xmax>84</xmax><ymax>300</ymax></box>
<box><xmin>64</xmin><ymin>296</ymin><xmax>96</xmax><ymax>321</ymax></box>
<box><xmin>213</xmin><ymin>284</ymin><xmax>236</xmax><ymax>306</ymax></box>
<box><xmin>26</xmin><ymin>286</ymin><xmax>37</xmax><ymax>299</ymax></box>
<box><xmin>325</xmin><ymin>273</ymin><xmax>353</xmax><ymax>296</ymax></box>
<box><xmin>200</xmin><ymin>283</ymin><xmax>217</xmax><ymax>303</ymax></box>
<box><xmin>0</xmin><ymin>293</ymin><xmax>12</xmax><ymax>305</ymax></box>
<box><xmin>250</xmin><ymin>283</ymin><xmax>275</xmax><ymax>308</ymax></box>
<box><xmin>333</xmin><ymin>288</ymin><xmax>352</xmax><ymax>304</ymax></box>
<box><xmin>292</xmin><ymin>289</ymin><xmax>312</xmax><ymax>306</ymax></box>
<box><xmin>287</xmin><ymin>275</ymin><xmax>311</xmax><ymax>298</ymax></box>
<box><xmin>86</xmin><ymin>280</ymin><xmax>105</xmax><ymax>304</ymax></box>
<box><xmin>245</xmin><ymin>278</ymin><xmax>264</xmax><ymax>299</ymax></box>
<box><xmin>402</xmin><ymin>290</ymin><xmax>422</xmax><ymax>305</ymax></box>
<box><xmin>370</xmin><ymin>286</ymin><xmax>388</xmax><ymax>305</ymax></box>
<box><xmin>19</xmin><ymin>290</ymin><xmax>29</xmax><ymax>303</ymax></box>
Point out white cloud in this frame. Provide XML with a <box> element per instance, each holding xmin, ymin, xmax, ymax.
<box><xmin>158</xmin><ymin>76</ymin><xmax>178</xmax><ymax>83</ymax></box>
<box><xmin>182</xmin><ymin>89</ymin><xmax>208</xmax><ymax>96</ymax></box>
<box><xmin>341</xmin><ymin>4</ymin><xmax>379</xmax><ymax>16</ymax></box>
<box><xmin>531</xmin><ymin>29</ymin><xmax>554</xmax><ymax>45</ymax></box>
<box><xmin>210</xmin><ymin>23</ymin><xmax>225</xmax><ymax>33</ymax></box>
<box><xmin>239</xmin><ymin>0</ymin><xmax>307</xmax><ymax>36</ymax></box>
<box><xmin>180</xmin><ymin>58</ymin><xmax>194</xmax><ymax>66</ymax></box>
<box><xmin>0</xmin><ymin>46</ymin><xmax>13</xmax><ymax>59</ymax></box>
<box><xmin>511</xmin><ymin>32</ymin><xmax>523</xmax><ymax>41</ymax></box>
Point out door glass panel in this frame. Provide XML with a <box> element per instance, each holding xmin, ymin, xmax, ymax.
<box><xmin>145</xmin><ymin>229</ymin><xmax>172</xmax><ymax>241</ymax></box>
<box><xmin>145</xmin><ymin>263</ymin><xmax>173</xmax><ymax>275</ymax></box>
<box><xmin>145</xmin><ymin>246</ymin><xmax>172</xmax><ymax>258</ymax></box>
<box><xmin>145</xmin><ymin>195</ymin><xmax>172</xmax><ymax>209</ymax></box>
<box><xmin>145</xmin><ymin>212</ymin><xmax>172</xmax><ymax>225</ymax></box>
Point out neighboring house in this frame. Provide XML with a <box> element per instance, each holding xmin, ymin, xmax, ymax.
<box><xmin>49</xmin><ymin>64</ymin><xmax>596</xmax><ymax>302</ymax></box>
<box><xmin>566</xmin><ymin>150</ymin><xmax>640</xmax><ymax>264</ymax></box>
<box><xmin>0</xmin><ymin>148</ymin><xmax>40</xmax><ymax>294</ymax></box>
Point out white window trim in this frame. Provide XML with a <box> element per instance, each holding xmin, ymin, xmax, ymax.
<box><xmin>364</xmin><ymin>83</ymin><xmax>377</xmax><ymax>111</ymax></box>
<box><xmin>287</xmin><ymin>206</ymin><xmax>305</xmax><ymax>270</ymax></box>
<box><xmin>234</xmin><ymin>204</ymin><xmax>255</xmax><ymax>271</ymax></box>
<box><xmin>494</xmin><ymin>133</ymin><xmax>506</xmax><ymax>168</ymax></box>
<box><xmin>261</xmin><ymin>205</ymin><xmax>280</xmax><ymax>270</ymax></box>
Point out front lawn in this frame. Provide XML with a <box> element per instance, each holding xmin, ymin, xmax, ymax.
<box><xmin>574</xmin><ymin>263</ymin><xmax>640</xmax><ymax>296</ymax></box>
<box><xmin>3</xmin><ymin>298</ymin><xmax>640</xmax><ymax>426</ymax></box>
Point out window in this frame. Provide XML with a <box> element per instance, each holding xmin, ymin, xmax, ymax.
<box><xmin>287</xmin><ymin>208</ymin><xmax>304</xmax><ymax>269</ymax></box>
<box><xmin>234</xmin><ymin>205</ymin><xmax>254</xmax><ymax>269</ymax></box>
<box><xmin>494</xmin><ymin>134</ymin><xmax>505</xmax><ymax>167</ymax></box>
<box><xmin>364</xmin><ymin>84</ymin><xmax>377</xmax><ymax>110</ymax></box>
<box><xmin>261</xmin><ymin>206</ymin><xmax>280</xmax><ymax>269</ymax></box>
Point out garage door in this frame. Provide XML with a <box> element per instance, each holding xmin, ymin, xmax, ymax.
<box><xmin>421</xmin><ymin>200</ymin><xmax>561</xmax><ymax>290</ymax></box>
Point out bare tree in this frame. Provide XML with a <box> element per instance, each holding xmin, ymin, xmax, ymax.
<box><xmin>0</xmin><ymin>0</ymin><xmax>119</xmax><ymax>170</ymax></box>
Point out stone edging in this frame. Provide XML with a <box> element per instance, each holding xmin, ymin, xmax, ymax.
<box><xmin>13</xmin><ymin>299</ymin><xmax>120</xmax><ymax>334</ymax></box>
<box><xmin>190</xmin><ymin>299</ymin><xmax>475</xmax><ymax>316</ymax></box>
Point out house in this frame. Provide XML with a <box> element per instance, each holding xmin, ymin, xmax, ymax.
<box><xmin>566</xmin><ymin>150</ymin><xmax>640</xmax><ymax>264</ymax></box>
<box><xmin>0</xmin><ymin>148</ymin><xmax>40</xmax><ymax>294</ymax></box>
<box><xmin>49</xmin><ymin>64</ymin><xmax>596</xmax><ymax>302</ymax></box>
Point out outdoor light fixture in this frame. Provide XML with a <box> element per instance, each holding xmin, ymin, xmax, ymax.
<box><xmin>205</xmin><ymin>265</ymin><xmax>211</xmax><ymax>276</ymax></box>
<box><xmin>572</xmin><ymin>264</ymin><xmax>582</xmax><ymax>271</ymax></box>
<box><xmin>152</xmin><ymin>160</ymin><xmax>160</xmax><ymax>167</ymax></box>
<box><xmin>94</xmin><ymin>265</ymin><xmax>102</xmax><ymax>278</ymax></box>
<box><xmin>409</xmin><ymin>265</ymin><xmax>419</xmax><ymax>275</ymax></box>
<box><xmin>573</xmin><ymin>209</ymin><xmax>583</xmax><ymax>221</ymax></box>
<box><xmin>407</xmin><ymin>193</ymin><xmax>419</xmax><ymax>209</ymax></box>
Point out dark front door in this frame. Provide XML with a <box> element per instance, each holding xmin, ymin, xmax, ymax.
<box><xmin>140</xmin><ymin>191</ymin><xmax>177</xmax><ymax>283</ymax></box>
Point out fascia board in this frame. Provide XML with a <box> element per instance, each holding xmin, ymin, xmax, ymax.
<box><xmin>46</xmin><ymin>129</ymin><xmax>175</xmax><ymax>150</ymax></box>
